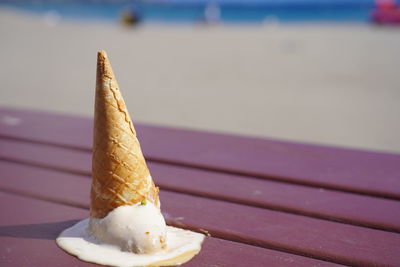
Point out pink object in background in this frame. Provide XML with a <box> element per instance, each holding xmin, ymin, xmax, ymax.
<box><xmin>371</xmin><ymin>0</ymin><xmax>400</xmax><ymax>24</ymax></box>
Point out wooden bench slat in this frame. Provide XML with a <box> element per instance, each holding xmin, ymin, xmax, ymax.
<box><xmin>1</xmin><ymin>140</ymin><xmax>400</xmax><ymax>233</ymax></box>
<box><xmin>1</xmin><ymin>108</ymin><xmax>400</xmax><ymax>199</ymax></box>
<box><xmin>0</xmin><ymin>138</ymin><xmax>90</xmax><ymax>175</ymax></box>
<box><xmin>1</xmin><ymin>161</ymin><xmax>399</xmax><ymax>267</ymax></box>
<box><xmin>0</xmin><ymin>191</ymin><xmax>342</xmax><ymax>267</ymax></box>
<box><xmin>0</xmin><ymin>108</ymin><xmax>91</xmax><ymax>150</ymax></box>
<box><xmin>150</xmin><ymin>162</ymin><xmax>400</xmax><ymax>233</ymax></box>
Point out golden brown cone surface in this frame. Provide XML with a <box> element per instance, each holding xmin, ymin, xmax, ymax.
<box><xmin>90</xmin><ymin>50</ymin><xmax>159</xmax><ymax>219</ymax></box>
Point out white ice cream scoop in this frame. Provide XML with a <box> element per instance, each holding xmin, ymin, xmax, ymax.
<box><xmin>89</xmin><ymin>203</ymin><xmax>167</xmax><ymax>254</ymax></box>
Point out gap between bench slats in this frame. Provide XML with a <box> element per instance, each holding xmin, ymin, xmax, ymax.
<box><xmin>1</xmin><ymin>162</ymin><xmax>399</xmax><ymax>267</ymax></box>
<box><xmin>0</xmin><ymin>108</ymin><xmax>400</xmax><ymax>200</ymax></box>
<box><xmin>0</xmin><ymin>140</ymin><xmax>400</xmax><ymax>233</ymax></box>
<box><xmin>0</xmin><ymin>191</ymin><xmax>343</xmax><ymax>267</ymax></box>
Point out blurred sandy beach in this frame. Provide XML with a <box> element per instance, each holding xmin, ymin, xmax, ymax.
<box><xmin>1</xmin><ymin>9</ymin><xmax>399</xmax><ymax>153</ymax></box>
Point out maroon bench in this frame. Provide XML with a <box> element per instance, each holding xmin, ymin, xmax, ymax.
<box><xmin>0</xmin><ymin>107</ymin><xmax>399</xmax><ymax>267</ymax></box>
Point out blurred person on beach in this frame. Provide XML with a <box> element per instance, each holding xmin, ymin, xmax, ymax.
<box><xmin>120</xmin><ymin>4</ymin><xmax>142</xmax><ymax>27</ymax></box>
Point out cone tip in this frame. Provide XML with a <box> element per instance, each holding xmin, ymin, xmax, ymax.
<box><xmin>96</xmin><ymin>50</ymin><xmax>114</xmax><ymax>80</ymax></box>
<box><xmin>97</xmin><ymin>50</ymin><xmax>109</xmax><ymax>66</ymax></box>
<box><xmin>97</xmin><ymin>50</ymin><xmax>107</xmax><ymax>59</ymax></box>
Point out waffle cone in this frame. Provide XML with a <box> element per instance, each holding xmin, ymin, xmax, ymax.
<box><xmin>90</xmin><ymin>50</ymin><xmax>159</xmax><ymax>219</ymax></box>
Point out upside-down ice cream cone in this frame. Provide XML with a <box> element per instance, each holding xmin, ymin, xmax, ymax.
<box><xmin>90</xmin><ymin>50</ymin><xmax>159</xmax><ymax>219</ymax></box>
<box><xmin>57</xmin><ymin>51</ymin><xmax>204</xmax><ymax>266</ymax></box>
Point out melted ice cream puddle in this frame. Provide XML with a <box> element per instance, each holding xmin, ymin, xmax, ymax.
<box><xmin>56</xmin><ymin>203</ymin><xmax>204</xmax><ymax>267</ymax></box>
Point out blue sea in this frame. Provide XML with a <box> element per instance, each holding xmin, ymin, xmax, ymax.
<box><xmin>1</xmin><ymin>0</ymin><xmax>398</xmax><ymax>24</ymax></box>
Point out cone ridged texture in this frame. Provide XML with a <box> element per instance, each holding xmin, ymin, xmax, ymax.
<box><xmin>90</xmin><ymin>50</ymin><xmax>159</xmax><ymax>219</ymax></box>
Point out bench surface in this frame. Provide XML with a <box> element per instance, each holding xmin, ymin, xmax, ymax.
<box><xmin>0</xmin><ymin>107</ymin><xmax>399</xmax><ymax>267</ymax></box>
